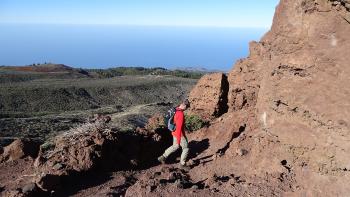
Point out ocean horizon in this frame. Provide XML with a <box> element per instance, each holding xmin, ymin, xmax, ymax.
<box><xmin>0</xmin><ymin>24</ymin><xmax>267</xmax><ymax>71</ymax></box>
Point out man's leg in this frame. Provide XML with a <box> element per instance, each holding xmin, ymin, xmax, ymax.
<box><xmin>180</xmin><ymin>136</ymin><xmax>189</xmax><ymax>165</ymax></box>
<box><xmin>162</xmin><ymin>137</ymin><xmax>180</xmax><ymax>158</ymax></box>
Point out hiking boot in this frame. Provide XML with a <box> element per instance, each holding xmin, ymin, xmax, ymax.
<box><xmin>158</xmin><ymin>155</ymin><xmax>166</xmax><ymax>164</ymax></box>
<box><xmin>179</xmin><ymin>163</ymin><xmax>191</xmax><ymax>171</ymax></box>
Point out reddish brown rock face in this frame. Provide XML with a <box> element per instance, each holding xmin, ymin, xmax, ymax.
<box><xmin>186</xmin><ymin>0</ymin><xmax>350</xmax><ymax>196</ymax></box>
<box><xmin>188</xmin><ymin>73</ymin><xmax>229</xmax><ymax>119</ymax></box>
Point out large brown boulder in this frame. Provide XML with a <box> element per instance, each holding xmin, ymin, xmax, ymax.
<box><xmin>0</xmin><ymin>139</ymin><xmax>40</xmax><ymax>162</ymax></box>
<box><xmin>31</xmin><ymin>115</ymin><xmax>171</xmax><ymax>193</ymax></box>
<box><xmin>188</xmin><ymin>73</ymin><xmax>229</xmax><ymax>119</ymax></box>
<box><xmin>33</xmin><ymin>118</ymin><xmax>122</xmax><ymax>191</ymax></box>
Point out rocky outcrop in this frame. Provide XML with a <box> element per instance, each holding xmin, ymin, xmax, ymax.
<box><xmin>0</xmin><ymin>139</ymin><xmax>40</xmax><ymax>162</ymax></box>
<box><xmin>188</xmin><ymin>73</ymin><xmax>229</xmax><ymax>119</ymax></box>
<box><xmin>0</xmin><ymin>113</ymin><xmax>174</xmax><ymax>196</ymax></box>
<box><xmin>227</xmin><ymin>41</ymin><xmax>264</xmax><ymax>112</ymax></box>
<box><xmin>30</xmin><ymin>115</ymin><xmax>169</xmax><ymax>193</ymax></box>
<box><xmin>33</xmin><ymin>120</ymin><xmax>117</xmax><ymax>191</ymax></box>
<box><xmin>248</xmin><ymin>0</ymin><xmax>350</xmax><ymax>185</ymax></box>
<box><xmin>186</xmin><ymin>0</ymin><xmax>350</xmax><ymax>196</ymax></box>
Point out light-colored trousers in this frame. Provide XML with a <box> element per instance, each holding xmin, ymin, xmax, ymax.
<box><xmin>163</xmin><ymin>136</ymin><xmax>189</xmax><ymax>165</ymax></box>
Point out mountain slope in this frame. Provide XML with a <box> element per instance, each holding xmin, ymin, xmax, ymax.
<box><xmin>187</xmin><ymin>0</ymin><xmax>350</xmax><ymax>196</ymax></box>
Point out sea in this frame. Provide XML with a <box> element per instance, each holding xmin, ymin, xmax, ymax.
<box><xmin>0</xmin><ymin>24</ymin><xmax>267</xmax><ymax>72</ymax></box>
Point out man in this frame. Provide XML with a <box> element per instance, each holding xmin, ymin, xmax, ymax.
<box><xmin>158</xmin><ymin>99</ymin><xmax>191</xmax><ymax>170</ymax></box>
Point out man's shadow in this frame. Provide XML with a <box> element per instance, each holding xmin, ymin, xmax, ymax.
<box><xmin>188</xmin><ymin>138</ymin><xmax>210</xmax><ymax>160</ymax></box>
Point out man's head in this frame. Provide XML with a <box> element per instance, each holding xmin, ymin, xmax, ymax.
<box><xmin>179</xmin><ymin>99</ymin><xmax>190</xmax><ymax>110</ymax></box>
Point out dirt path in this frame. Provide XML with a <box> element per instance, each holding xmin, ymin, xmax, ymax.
<box><xmin>110</xmin><ymin>104</ymin><xmax>149</xmax><ymax>121</ymax></box>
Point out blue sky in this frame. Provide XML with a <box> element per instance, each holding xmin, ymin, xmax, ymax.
<box><xmin>0</xmin><ymin>0</ymin><xmax>279</xmax><ymax>28</ymax></box>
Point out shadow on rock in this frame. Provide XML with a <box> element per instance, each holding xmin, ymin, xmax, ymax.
<box><xmin>188</xmin><ymin>138</ymin><xmax>210</xmax><ymax>160</ymax></box>
<box><xmin>54</xmin><ymin>171</ymin><xmax>113</xmax><ymax>197</ymax></box>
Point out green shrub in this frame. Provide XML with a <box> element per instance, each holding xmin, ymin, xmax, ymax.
<box><xmin>40</xmin><ymin>141</ymin><xmax>55</xmax><ymax>152</ymax></box>
<box><xmin>185</xmin><ymin>114</ymin><xmax>208</xmax><ymax>132</ymax></box>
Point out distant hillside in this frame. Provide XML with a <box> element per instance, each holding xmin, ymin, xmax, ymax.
<box><xmin>0</xmin><ymin>64</ymin><xmax>90</xmax><ymax>83</ymax></box>
<box><xmin>0</xmin><ymin>63</ymin><xmax>90</xmax><ymax>74</ymax></box>
<box><xmin>0</xmin><ymin>64</ymin><xmax>207</xmax><ymax>83</ymax></box>
<box><xmin>174</xmin><ymin>66</ymin><xmax>228</xmax><ymax>73</ymax></box>
<box><xmin>0</xmin><ymin>75</ymin><xmax>197</xmax><ymax>117</ymax></box>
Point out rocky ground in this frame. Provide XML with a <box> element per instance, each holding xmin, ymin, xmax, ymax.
<box><xmin>1</xmin><ymin>0</ymin><xmax>350</xmax><ymax>196</ymax></box>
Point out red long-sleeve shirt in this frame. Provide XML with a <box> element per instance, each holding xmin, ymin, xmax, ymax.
<box><xmin>172</xmin><ymin>107</ymin><xmax>185</xmax><ymax>145</ymax></box>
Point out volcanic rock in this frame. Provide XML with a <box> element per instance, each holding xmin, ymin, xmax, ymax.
<box><xmin>21</xmin><ymin>182</ymin><xmax>39</xmax><ymax>196</ymax></box>
<box><xmin>187</xmin><ymin>0</ymin><xmax>350</xmax><ymax>196</ymax></box>
<box><xmin>29</xmin><ymin>115</ymin><xmax>171</xmax><ymax>193</ymax></box>
<box><xmin>0</xmin><ymin>139</ymin><xmax>40</xmax><ymax>162</ymax></box>
<box><xmin>144</xmin><ymin>113</ymin><xmax>165</xmax><ymax>132</ymax></box>
<box><xmin>188</xmin><ymin>73</ymin><xmax>229</xmax><ymax>119</ymax></box>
